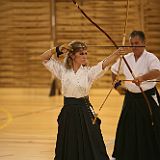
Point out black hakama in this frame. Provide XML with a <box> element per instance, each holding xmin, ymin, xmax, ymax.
<box><xmin>112</xmin><ymin>88</ymin><xmax>160</xmax><ymax>160</ymax></box>
<box><xmin>54</xmin><ymin>97</ymin><xmax>109</xmax><ymax>160</ymax></box>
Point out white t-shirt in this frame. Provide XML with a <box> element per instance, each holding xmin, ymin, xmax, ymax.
<box><xmin>43</xmin><ymin>58</ymin><xmax>108</xmax><ymax>98</ymax></box>
<box><xmin>111</xmin><ymin>50</ymin><xmax>160</xmax><ymax>93</ymax></box>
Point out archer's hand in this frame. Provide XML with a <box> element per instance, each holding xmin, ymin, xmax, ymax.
<box><xmin>56</xmin><ymin>44</ymin><xmax>70</xmax><ymax>57</ymax></box>
<box><xmin>113</xmin><ymin>47</ymin><xmax>125</xmax><ymax>56</ymax></box>
<box><xmin>116</xmin><ymin>86</ymin><xmax>127</xmax><ymax>95</ymax></box>
<box><xmin>113</xmin><ymin>80</ymin><xmax>126</xmax><ymax>95</ymax></box>
<box><xmin>59</xmin><ymin>44</ymin><xmax>70</xmax><ymax>54</ymax></box>
<box><xmin>132</xmin><ymin>76</ymin><xmax>144</xmax><ymax>86</ymax></box>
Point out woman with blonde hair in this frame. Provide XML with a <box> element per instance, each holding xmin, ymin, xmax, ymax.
<box><xmin>41</xmin><ymin>40</ymin><xmax>122</xmax><ymax>160</ymax></box>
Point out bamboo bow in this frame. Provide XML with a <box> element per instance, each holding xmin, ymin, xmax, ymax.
<box><xmin>71</xmin><ymin>0</ymin><xmax>154</xmax><ymax>125</ymax></box>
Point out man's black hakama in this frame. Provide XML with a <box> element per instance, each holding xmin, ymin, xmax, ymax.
<box><xmin>112</xmin><ymin>88</ymin><xmax>160</xmax><ymax>160</ymax></box>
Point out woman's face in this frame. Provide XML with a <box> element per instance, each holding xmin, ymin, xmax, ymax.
<box><xmin>72</xmin><ymin>49</ymin><xmax>88</xmax><ymax>66</ymax></box>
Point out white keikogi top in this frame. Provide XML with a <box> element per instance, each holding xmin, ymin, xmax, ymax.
<box><xmin>111</xmin><ymin>50</ymin><xmax>160</xmax><ymax>93</ymax></box>
<box><xmin>43</xmin><ymin>58</ymin><xmax>108</xmax><ymax>98</ymax></box>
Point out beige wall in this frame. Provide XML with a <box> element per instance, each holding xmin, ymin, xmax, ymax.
<box><xmin>0</xmin><ymin>0</ymin><xmax>159</xmax><ymax>88</ymax></box>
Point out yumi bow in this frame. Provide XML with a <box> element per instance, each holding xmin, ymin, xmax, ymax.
<box><xmin>71</xmin><ymin>0</ymin><xmax>154</xmax><ymax>125</ymax></box>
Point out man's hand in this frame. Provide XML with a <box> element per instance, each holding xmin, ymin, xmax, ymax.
<box><xmin>113</xmin><ymin>80</ymin><xmax>126</xmax><ymax>95</ymax></box>
<box><xmin>132</xmin><ymin>76</ymin><xmax>143</xmax><ymax>86</ymax></box>
<box><xmin>116</xmin><ymin>86</ymin><xmax>127</xmax><ymax>95</ymax></box>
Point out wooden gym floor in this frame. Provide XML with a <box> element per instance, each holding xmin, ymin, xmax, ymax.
<box><xmin>0</xmin><ymin>88</ymin><xmax>124</xmax><ymax>160</ymax></box>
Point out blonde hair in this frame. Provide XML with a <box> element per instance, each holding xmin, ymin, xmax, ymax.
<box><xmin>64</xmin><ymin>40</ymin><xmax>87</xmax><ymax>69</ymax></box>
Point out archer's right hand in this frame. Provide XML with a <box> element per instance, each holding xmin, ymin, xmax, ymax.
<box><xmin>113</xmin><ymin>80</ymin><xmax>126</xmax><ymax>95</ymax></box>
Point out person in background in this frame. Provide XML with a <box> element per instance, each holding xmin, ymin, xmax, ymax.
<box><xmin>111</xmin><ymin>30</ymin><xmax>160</xmax><ymax>160</ymax></box>
<box><xmin>41</xmin><ymin>40</ymin><xmax>122</xmax><ymax>160</ymax></box>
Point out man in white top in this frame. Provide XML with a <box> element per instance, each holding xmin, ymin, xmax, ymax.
<box><xmin>111</xmin><ymin>30</ymin><xmax>160</xmax><ymax>160</ymax></box>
